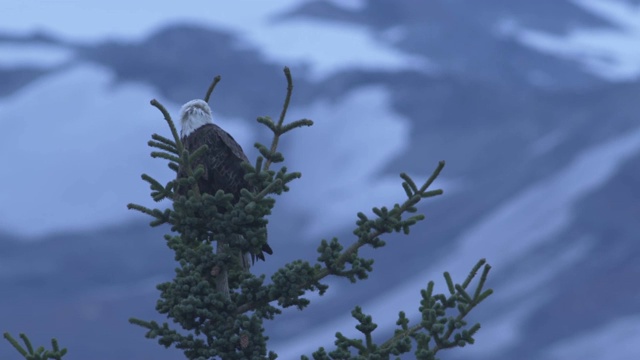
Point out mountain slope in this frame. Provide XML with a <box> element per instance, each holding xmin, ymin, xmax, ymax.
<box><xmin>1</xmin><ymin>1</ymin><xmax>639</xmax><ymax>359</ymax></box>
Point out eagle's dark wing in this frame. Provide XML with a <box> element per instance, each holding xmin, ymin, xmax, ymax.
<box><xmin>176</xmin><ymin>123</ymin><xmax>272</xmax><ymax>263</ymax></box>
<box><xmin>178</xmin><ymin>123</ymin><xmax>250</xmax><ymax>198</ymax></box>
<box><xmin>211</xmin><ymin>124</ymin><xmax>250</xmax><ymax>163</ymax></box>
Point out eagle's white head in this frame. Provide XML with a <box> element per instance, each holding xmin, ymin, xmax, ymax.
<box><xmin>179</xmin><ymin>99</ymin><xmax>213</xmax><ymax>138</ymax></box>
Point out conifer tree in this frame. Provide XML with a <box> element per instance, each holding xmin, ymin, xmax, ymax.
<box><xmin>126</xmin><ymin>67</ymin><xmax>493</xmax><ymax>359</ymax></box>
<box><xmin>4</xmin><ymin>67</ymin><xmax>492</xmax><ymax>360</ymax></box>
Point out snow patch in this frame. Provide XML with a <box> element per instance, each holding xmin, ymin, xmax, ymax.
<box><xmin>244</xmin><ymin>18</ymin><xmax>432</xmax><ymax>80</ymax></box>
<box><xmin>0</xmin><ymin>43</ymin><xmax>73</xmax><ymax>69</ymax></box>
<box><xmin>571</xmin><ymin>0</ymin><xmax>640</xmax><ymax>32</ymax></box>
<box><xmin>518</xmin><ymin>27</ymin><xmax>640</xmax><ymax>81</ymax></box>
<box><xmin>511</xmin><ymin>0</ymin><xmax>640</xmax><ymax>81</ymax></box>
<box><xmin>281</xmin><ymin>86</ymin><xmax>450</xmax><ymax>240</ymax></box>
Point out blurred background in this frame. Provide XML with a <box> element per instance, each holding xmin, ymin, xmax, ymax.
<box><xmin>1</xmin><ymin>0</ymin><xmax>639</xmax><ymax>359</ymax></box>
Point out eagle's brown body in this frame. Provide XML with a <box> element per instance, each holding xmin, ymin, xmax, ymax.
<box><xmin>176</xmin><ymin>100</ymin><xmax>272</xmax><ymax>264</ymax></box>
<box><xmin>180</xmin><ymin>123</ymin><xmax>251</xmax><ymax>200</ymax></box>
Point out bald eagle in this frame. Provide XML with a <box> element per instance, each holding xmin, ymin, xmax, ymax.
<box><xmin>176</xmin><ymin>99</ymin><xmax>272</xmax><ymax>267</ymax></box>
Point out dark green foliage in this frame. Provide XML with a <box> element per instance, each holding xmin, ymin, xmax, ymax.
<box><xmin>301</xmin><ymin>259</ymin><xmax>492</xmax><ymax>360</ymax></box>
<box><xmin>3</xmin><ymin>332</ymin><xmax>67</xmax><ymax>360</ymax></box>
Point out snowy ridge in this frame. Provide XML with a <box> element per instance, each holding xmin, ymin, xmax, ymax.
<box><xmin>0</xmin><ymin>43</ymin><xmax>73</xmax><ymax>69</ymax></box>
<box><xmin>513</xmin><ymin>0</ymin><xmax>640</xmax><ymax>81</ymax></box>
<box><xmin>0</xmin><ymin>0</ymin><xmax>428</xmax><ymax>81</ymax></box>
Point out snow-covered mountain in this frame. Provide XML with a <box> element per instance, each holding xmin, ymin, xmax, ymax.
<box><xmin>1</xmin><ymin>1</ymin><xmax>639</xmax><ymax>359</ymax></box>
